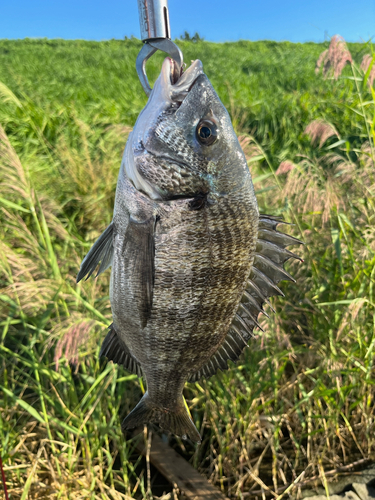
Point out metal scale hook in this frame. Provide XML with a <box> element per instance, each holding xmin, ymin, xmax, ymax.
<box><xmin>136</xmin><ymin>0</ymin><xmax>183</xmax><ymax>96</ymax></box>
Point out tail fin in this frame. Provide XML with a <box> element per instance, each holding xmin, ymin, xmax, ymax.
<box><xmin>121</xmin><ymin>392</ymin><xmax>201</xmax><ymax>443</ymax></box>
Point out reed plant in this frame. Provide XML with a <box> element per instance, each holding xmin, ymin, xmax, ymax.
<box><xmin>0</xmin><ymin>37</ymin><xmax>375</xmax><ymax>499</ymax></box>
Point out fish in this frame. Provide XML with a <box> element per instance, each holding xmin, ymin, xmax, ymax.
<box><xmin>76</xmin><ymin>58</ymin><xmax>302</xmax><ymax>443</ymax></box>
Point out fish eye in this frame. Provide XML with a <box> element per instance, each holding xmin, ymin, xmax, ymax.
<box><xmin>196</xmin><ymin>119</ymin><xmax>218</xmax><ymax>146</ymax></box>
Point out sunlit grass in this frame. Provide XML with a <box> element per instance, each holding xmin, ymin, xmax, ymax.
<box><xmin>1</xmin><ymin>38</ymin><xmax>375</xmax><ymax>498</ymax></box>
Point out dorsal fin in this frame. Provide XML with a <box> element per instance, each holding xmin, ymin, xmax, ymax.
<box><xmin>189</xmin><ymin>215</ymin><xmax>303</xmax><ymax>382</ymax></box>
<box><xmin>189</xmin><ymin>327</ymin><xmax>246</xmax><ymax>382</ymax></box>
<box><xmin>100</xmin><ymin>324</ymin><xmax>142</xmax><ymax>377</ymax></box>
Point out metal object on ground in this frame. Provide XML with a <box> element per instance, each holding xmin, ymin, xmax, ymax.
<box><xmin>136</xmin><ymin>0</ymin><xmax>183</xmax><ymax>96</ymax></box>
<box><xmin>134</xmin><ymin>431</ymin><xmax>229</xmax><ymax>499</ymax></box>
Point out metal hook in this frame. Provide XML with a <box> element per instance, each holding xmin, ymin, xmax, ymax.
<box><xmin>136</xmin><ymin>39</ymin><xmax>183</xmax><ymax>96</ymax></box>
<box><xmin>136</xmin><ymin>0</ymin><xmax>183</xmax><ymax>96</ymax></box>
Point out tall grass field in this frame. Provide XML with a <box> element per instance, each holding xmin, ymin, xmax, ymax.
<box><xmin>1</xmin><ymin>37</ymin><xmax>375</xmax><ymax>499</ymax></box>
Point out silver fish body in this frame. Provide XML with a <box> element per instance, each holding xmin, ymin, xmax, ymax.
<box><xmin>77</xmin><ymin>58</ymin><xmax>301</xmax><ymax>442</ymax></box>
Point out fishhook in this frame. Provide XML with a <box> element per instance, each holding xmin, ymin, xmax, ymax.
<box><xmin>136</xmin><ymin>0</ymin><xmax>183</xmax><ymax>96</ymax></box>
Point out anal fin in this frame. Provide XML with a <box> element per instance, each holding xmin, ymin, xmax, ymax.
<box><xmin>100</xmin><ymin>324</ymin><xmax>142</xmax><ymax>377</ymax></box>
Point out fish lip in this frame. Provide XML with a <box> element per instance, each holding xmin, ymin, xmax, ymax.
<box><xmin>161</xmin><ymin>58</ymin><xmax>204</xmax><ymax>102</ymax></box>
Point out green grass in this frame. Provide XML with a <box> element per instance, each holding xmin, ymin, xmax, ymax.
<box><xmin>1</xmin><ymin>37</ymin><xmax>375</xmax><ymax>499</ymax></box>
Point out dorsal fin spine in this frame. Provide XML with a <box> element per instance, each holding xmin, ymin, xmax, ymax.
<box><xmin>246</xmin><ymin>280</ymin><xmax>276</xmax><ymax>313</ymax></box>
<box><xmin>237</xmin><ymin>304</ymin><xmax>264</xmax><ymax>331</ymax></box>
<box><xmin>251</xmin><ymin>267</ymin><xmax>285</xmax><ymax>297</ymax></box>
<box><xmin>258</xmin><ymin>238</ymin><xmax>303</xmax><ymax>261</ymax></box>
<box><xmin>254</xmin><ymin>253</ymin><xmax>296</xmax><ymax>283</ymax></box>
<box><xmin>220</xmin><ymin>344</ymin><xmax>232</xmax><ymax>359</ymax></box>
<box><xmin>258</xmin><ymin>228</ymin><xmax>302</xmax><ymax>248</ymax></box>
<box><xmin>231</xmin><ymin>324</ymin><xmax>250</xmax><ymax>345</ymax></box>
<box><xmin>216</xmin><ymin>350</ymin><xmax>228</xmax><ymax>368</ymax></box>
<box><xmin>242</xmin><ymin>290</ymin><xmax>270</xmax><ymax>318</ymax></box>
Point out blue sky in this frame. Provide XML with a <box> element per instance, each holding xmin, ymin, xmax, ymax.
<box><xmin>1</xmin><ymin>0</ymin><xmax>374</xmax><ymax>43</ymax></box>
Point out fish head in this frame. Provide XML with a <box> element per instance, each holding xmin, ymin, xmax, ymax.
<box><xmin>124</xmin><ymin>58</ymin><xmax>249</xmax><ymax>200</ymax></box>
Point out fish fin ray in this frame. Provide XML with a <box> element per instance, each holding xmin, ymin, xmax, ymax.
<box><xmin>188</xmin><ymin>328</ymin><xmax>246</xmax><ymax>382</ymax></box>
<box><xmin>122</xmin><ymin>392</ymin><xmax>201</xmax><ymax>443</ymax></box>
<box><xmin>76</xmin><ymin>222</ymin><xmax>114</xmax><ymax>283</ymax></box>
<box><xmin>258</xmin><ymin>213</ymin><xmax>289</xmax><ymax>230</ymax></box>
<box><xmin>253</xmin><ymin>254</ymin><xmax>296</xmax><ymax>284</ymax></box>
<box><xmin>100</xmin><ymin>324</ymin><xmax>142</xmax><ymax>376</ymax></box>
<box><xmin>258</xmin><ymin>212</ymin><xmax>302</xmax><ymax>249</ymax></box>
<box><xmin>123</xmin><ymin>216</ymin><xmax>155</xmax><ymax>329</ymax></box>
<box><xmin>256</xmin><ymin>238</ymin><xmax>303</xmax><ymax>265</ymax></box>
<box><xmin>248</xmin><ymin>214</ymin><xmax>302</xmax><ymax>300</ymax></box>
<box><xmin>242</xmin><ymin>214</ymin><xmax>302</xmax><ymax>322</ymax></box>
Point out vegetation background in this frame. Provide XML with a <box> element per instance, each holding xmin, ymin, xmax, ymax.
<box><xmin>0</xmin><ymin>36</ymin><xmax>375</xmax><ymax>499</ymax></box>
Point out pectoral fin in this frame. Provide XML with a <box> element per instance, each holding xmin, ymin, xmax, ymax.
<box><xmin>123</xmin><ymin>216</ymin><xmax>156</xmax><ymax>329</ymax></box>
<box><xmin>77</xmin><ymin>222</ymin><xmax>114</xmax><ymax>283</ymax></box>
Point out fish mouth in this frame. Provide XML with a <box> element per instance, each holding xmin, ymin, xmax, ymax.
<box><xmin>160</xmin><ymin>58</ymin><xmax>204</xmax><ymax>103</ymax></box>
<box><xmin>168</xmin><ymin>58</ymin><xmax>182</xmax><ymax>85</ymax></box>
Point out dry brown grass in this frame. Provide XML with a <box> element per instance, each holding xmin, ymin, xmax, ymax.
<box><xmin>304</xmin><ymin>120</ymin><xmax>339</xmax><ymax>148</ymax></box>
<box><xmin>315</xmin><ymin>35</ymin><xmax>353</xmax><ymax>79</ymax></box>
<box><xmin>4</xmin><ymin>423</ymin><xmax>136</xmax><ymax>500</ymax></box>
<box><xmin>360</xmin><ymin>54</ymin><xmax>375</xmax><ymax>88</ymax></box>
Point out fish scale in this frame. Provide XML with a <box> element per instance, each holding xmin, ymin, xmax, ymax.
<box><xmin>77</xmin><ymin>58</ymin><xmax>302</xmax><ymax>443</ymax></box>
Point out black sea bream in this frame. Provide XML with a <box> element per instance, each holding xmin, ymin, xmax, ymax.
<box><xmin>77</xmin><ymin>58</ymin><xmax>301</xmax><ymax>443</ymax></box>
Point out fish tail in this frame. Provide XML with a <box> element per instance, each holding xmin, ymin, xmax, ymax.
<box><xmin>121</xmin><ymin>392</ymin><xmax>201</xmax><ymax>443</ymax></box>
